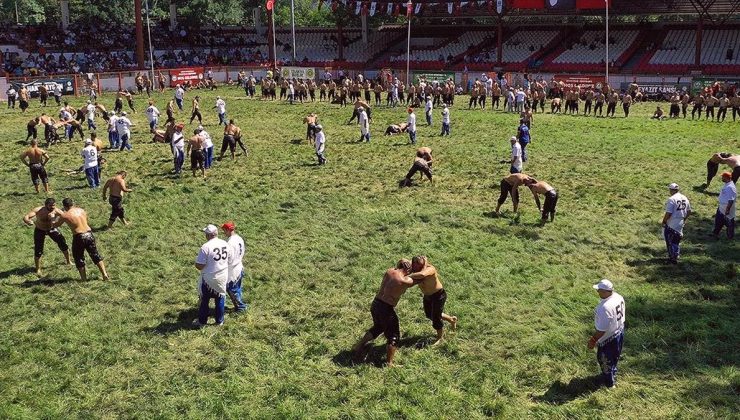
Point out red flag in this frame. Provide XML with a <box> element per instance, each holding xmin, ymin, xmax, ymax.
<box><xmin>487</xmin><ymin>0</ymin><xmax>492</xmax><ymax>12</ymax></box>
<box><xmin>332</xmin><ymin>0</ymin><xmax>338</xmax><ymax>11</ymax></box>
<box><xmin>406</xmin><ymin>1</ymin><xmax>413</xmax><ymax>16</ymax></box>
<box><xmin>512</xmin><ymin>0</ymin><xmax>544</xmax><ymax>8</ymax></box>
<box><xmin>266</xmin><ymin>0</ymin><xmax>274</xmax><ymax>11</ymax></box>
<box><xmin>393</xmin><ymin>3</ymin><xmax>400</xmax><ymax>16</ymax></box>
<box><xmin>576</xmin><ymin>0</ymin><xmax>610</xmax><ymax>9</ymax></box>
<box><xmin>362</xmin><ymin>2</ymin><xmax>369</xmax><ymax>15</ymax></box>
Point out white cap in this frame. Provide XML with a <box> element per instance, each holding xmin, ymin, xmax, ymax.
<box><xmin>510</xmin><ymin>136</ymin><xmax>518</xmax><ymax>142</ymax></box>
<box><xmin>84</xmin><ymin>139</ymin><xmax>92</xmax><ymax>145</ymax></box>
<box><xmin>593</xmin><ymin>279</ymin><xmax>614</xmax><ymax>291</ymax></box>
<box><xmin>668</xmin><ymin>183</ymin><xmax>679</xmax><ymax>190</ymax></box>
<box><xmin>202</xmin><ymin>224</ymin><xmax>218</xmax><ymax>235</ymax></box>
<box><xmin>121</xmin><ymin>111</ymin><xmax>127</xmax><ymax>116</ymax></box>
<box><xmin>358</xmin><ymin>106</ymin><xmax>364</xmax><ymax>111</ymax></box>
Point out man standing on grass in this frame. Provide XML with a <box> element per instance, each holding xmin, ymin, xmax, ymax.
<box><xmin>194</xmin><ymin>224</ymin><xmax>233</xmax><ymax>327</ymax></box>
<box><xmin>352</xmin><ymin>259</ymin><xmax>415</xmax><ymax>366</ymax></box>
<box><xmin>20</xmin><ymin>139</ymin><xmax>51</xmax><ymax>193</ymax></box>
<box><xmin>407</xmin><ymin>255</ymin><xmax>457</xmax><ymax>346</ymax></box>
<box><xmin>23</xmin><ymin>198</ymin><xmax>71</xmax><ymax>276</ymax></box>
<box><xmin>425</xmin><ymin>96</ymin><xmax>433</xmax><ymax>126</ymax></box>
<box><xmin>662</xmin><ymin>183</ymin><xmax>691</xmax><ymax>264</ymax></box>
<box><xmin>494</xmin><ymin>173</ymin><xmax>531</xmax><ymax>215</ymax></box>
<box><xmin>440</xmin><ymin>104</ymin><xmax>450</xmax><ymax>136</ymax></box>
<box><xmin>509</xmin><ymin>136</ymin><xmax>523</xmax><ymax>174</ymax></box>
<box><xmin>588</xmin><ymin>279</ymin><xmax>625</xmax><ymax>389</ymax></box>
<box><xmin>407</xmin><ymin>108</ymin><xmax>417</xmax><ymax>145</ymax></box>
<box><xmin>524</xmin><ymin>177</ymin><xmax>559</xmax><ymax>222</ymax></box>
<box><xmin>102</xmin><ymin>171</ymin><xmax>132</xmax><ymax>228</ymax></box>
<box><xmin>174</xmin><ymin>84</ymin><xmax>185</xmax><ymax>111</ymax></box>
<box><xmin>358</xmin><ymin>107</ymin><xmax>370</xmax><ymax>142</ymax></box>
<box><xmin>81</xmin><ymin>139</ymin><xmax>99</xmax><ymax>189</ymax></box>
<box><xmin>145</xmin><ymin>100</ymin><xmax>160</xmax><ymax>132</ymax></box>
<box><xmin>198</xmin><ymin>126</ymin><xmax>214</xmax><ymax>170</ymax></box>
<box><xmin>116</xmin><ymin>111</ymin><xmax>134</xmax><ymax>151</ymax></box>
<box><xmin>712</xmin><ymin>172</ymin><xmax>736</xmax><ymax>239</ymax></box>
<box><xmin>517</xmin><ymin>119</ymin><xmax>531</xmax><ymax>162</ymax></box>
<box><xmin>222</xmin><ymin>222</ymin><xmax>248</xmax><ymax>313</ymax></box>
<box><xmin>171</xmin><ymin>123</ymin><xmax>185</xmax><ymax>175</ymax></box>
<box><xmin>187</xmin><ymin>130</ymin><xmax>207</xmax><ymax>179</ymax></box>
<box><xmin>314</xmin><ymin>124</ymin><xmax>327</xmax><ymax>165</ymax></box>
<box><xmin>53</xmin><ymin>198</ymin><xmax>109</xmax><ymax>281</ymax></box>
<box><xmin>214</xmin><ymin>96</ymin><xmax>227</xmax><ymax>126</ymax></box>
<box><xmin>219</xmin><ymin>119</ymin><xmax>241</xmax><ymax>161</ymax></box>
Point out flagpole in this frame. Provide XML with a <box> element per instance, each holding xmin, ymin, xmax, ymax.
<box><xmin>144</xmin><ymin>0</ymin><xmax>156</xmax><ymax>86</ymax></box>
<box><xmin>406</xmin><ymin>1</ymin><xmax>411</xmax><ymax>86</ymax></box>
<box><xmin>291</xmin><ymin>0</ymin><xmax>297</xmax><ymax>64</ymax></box>
<box><xmin>605</xmin><ymin>0</ymin><xmax>609</xmax><ymax>86</ymax></box>
<box><xmin>271</xmin><ymin>4</ymin><xmax>277</xmax><ymax>69</ymax></box>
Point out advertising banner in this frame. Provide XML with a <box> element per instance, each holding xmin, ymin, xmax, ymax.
<box><xmin>691</xmin><ymin>77</ymin><xmax>740</xmax><ymax>94</ymax></box>
<box><xmin>413</xmin><ymin>71</ymin><xmax>455</xmax><ymax>84</ymax></box>
<box><xmin>553</xmin><ymin>74</ymin><xmax>605</xmax><ymax>91</ymax></box>
<box><xmin>280</xmin><ymin>66</ymin><xmax>316</xmax><ymax>80</ymax></box>
<box><xmin>169</xmin><ymin>68</ymin><xmax>205</xmax><ymax>87</ymax></box>
<box><xmin>620</xmin><ymin>82</ymin><xmax>691</xmax><ymax>97</ymax></box>
<box><xmin>10</xmin><ymin>78</ymin><xmax>74</xmax><ymax>98</ymax></box>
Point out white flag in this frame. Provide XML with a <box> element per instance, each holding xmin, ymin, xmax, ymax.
<box><xmin>355</xmin><ymin>1</ymin><xmax>362</xmax><ymax>14</ymax></box>
<box><xmin>387</xmin><ymin>2</ymin><xmax>394</xmax><ymax>13</ymax></box>
<box><xmin>415</xmin><ymin>3</ymin><xmax>421</xmax><ymax>13</ymax></box>
<box><xmin>370</xmin><ymin>2</ymin><xmax>377</xmax><ymax>15</ymax></box>
<box><xmin>496</xmin><ymin>0</ymin><xmax>503</xmax><ymax>13</ymax></box>
<box><xmin>448</xmin><ymin>2</ymin><xmax>453</xmax><ymax>13</ymax></box>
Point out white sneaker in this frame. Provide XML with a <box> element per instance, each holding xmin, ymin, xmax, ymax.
<box><xmin>192</xmin><ymin>319</ymin><xmax>205</xmax><ymax>328</ymax></box>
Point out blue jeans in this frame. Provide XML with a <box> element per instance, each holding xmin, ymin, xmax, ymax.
<box><xmin>108</xmin><ymin>131</ymin><xmax>119</xmax><ymax>149</ymax></box>
<box><xmin>663</xmin><ymin>226</ymin><xmax>682</xmax><ymax>261</ymax></box>
<box><xmin>204</xmin><ymin>146</ymin><xmax>214</xmax><ymax>169</ymax></box>
<box><xmin>119</xmin><ymin>133</ymin><xmax>132</xmax><ymax>151</ymax></box>
<box><xmin>426</xmin><ymin>112</ymin><xmax>432</xmax><ymax>125</ymax></box>
<box><xmin>713</xmin><ymin>209</ymin><xmax>735</xmax><ymax>239</ymax></box>
<box><xmin>84</xmin><ymin>166</ymin><xmax>99</xmax><ymax>188</ymax></box>
<box><xmin>597</xmin><ymin>332</ymin><xmax>624</xmax><ymax>387</ymax></box>
<box><xmin>218</xmin><ymin>112</ymin><xmax>227</xmax><ymax>126</ymax></box>
<box><xmin>409</xmin><ymin>130</ymin><xmax>416</xmax><ymax>144</ymax></box>
<box><xmin>173</xmin><ymin>148</ymin><xmax>184</xmax><ymax>173</ymax></box>
<box><xmin>227</xmin><ymin>271</ymin><xmax>248</xmax><ymax>312</ymax></box>
<box><xmin>87</xmin><ymin>118</ymin><xmax>96</xmax><ymax>130</ymax></box>
<box><xmin>441</xmin><ymin>122</ymin><xmax>450</xmax><ymax>136</ymax></box>
<box><xmin>510</xmin><ymin>165</ymin><xmax>521</xmax><ymax>174</ymax></box>
<box><xmin>149</xmin><ymin>118</ymin><xmax>158</xmax><ymax>131</ymax></box>
<box><xmin>520</xmin><ymin>141</ymin><xmax>529</xmax><ymax>162</ymax></box>
<box><xmin>198</xmin><ymin>281</ymin><xmax>225</xmax><ymax>325</ymax></box>
<box><xmin>175</xmin><ymin>98</ymin><xmax>183</xmax><ymax>110</ymax></box>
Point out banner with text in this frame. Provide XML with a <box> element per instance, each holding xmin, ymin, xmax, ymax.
<box><xmin>413</xmin><ymin>71</ymin><xmax>455</xmax><ymax>84</ymax></box>
<box><xmin>169</xmin><ymin>68</ymin><xmax>205</xmax><ymax>87</ymax></box>
<box><xmin>280</xmin><ymin>67</ymin><xmax>317</xmax><ymax>80</ymax></box>
<box><xmin>620</xmin><ymin>82</ymin><xmax>691</xmax><ymax>97</ymax></box>
<box><xmin>553</xmin><ymin>74</ymin><xmax>605</xmax><ymax>91</ymax></box>
<box><xmin>11</xmin><ymin>78</ymin><xmax>75</xmax><ymax>98</ymax></box>
<box><xmin>691</xmin><ymin>77</ymin><xmax>740</xmax><ymax>94</ymax></box>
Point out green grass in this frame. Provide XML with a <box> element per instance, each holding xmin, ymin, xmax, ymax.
<box><xmin>0</xmin><ymin>88</ymin><xmax>738</xmax><ymax>419</ymax></box>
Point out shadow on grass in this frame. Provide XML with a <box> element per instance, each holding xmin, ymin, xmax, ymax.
<box><xmin>0</xmin><ymin>266</ymin><xmax>36</xmax><ymax>280</ymax></box>
<box><xmin>19</xmin><ymin>276</ymin><xmax>77</xmax><ymax>287</ymax></box>
<box><xmin>290</xmin><ymin>138</ymin><xmax>303</xmax><ymax>145</ymax></box>
<box><xmin>146</xmin><ymin>307</ymin><xmax>200</xmax><ymax>335</ymax></box>
<box><xmin>692</xmin><ymin>184</ymin><xmax>719</xmax><ymax>196</ymax></box>
<box><xmin>61</xmin><ymin>185</ymin><xmax>89</xmax><ymax>191</ymax></box>
<box><xmin>533</xmin><ymin>374</ymin><xmax>603</xmax><ymax>404</ymax></box>
<box><xmin>332</xmin><ymin>335</ymin><xmax>430</xmax><ymax>368</ymax></box>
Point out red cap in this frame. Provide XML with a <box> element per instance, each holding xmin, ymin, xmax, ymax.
<box><xmin>721</xmin><ymin>171</ymin><xmax>732</xmax><ymax>179</ymax></box>
<box><xmin>221</xmin><ymin>221</ymin><xmax>235</xmax><ymax>231</ymax></box>
<box><xmin>407</xmin><ymin>107</ymin><xmax>413</xmax><ymax>113</ymax></box>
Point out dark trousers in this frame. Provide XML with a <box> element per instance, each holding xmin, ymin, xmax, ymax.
<box><xmin>663</xmin><ymin>226</ymin><xmax>682</xmax><ymax>262</ymax></box>
<box><xmin>713</xmin><ymin>210</ymin><xmax>735</xmax><ymax>239</ymax></box>
<box><xmin>198</xmin><ymin>281</ymin><xmax>225</xmax><ymax>325</ymax></box>
<box><xmin>227</xmin><ymin>271</ymin><xmax>248</xmax><ymax>311</ymax></box>
<box><xmin>597</xmin><ymin>332</ymin><xmax>624</xmax><ymax>388</ymax></box>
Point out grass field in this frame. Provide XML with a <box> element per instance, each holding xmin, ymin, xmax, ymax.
<box><xmin>0</xmin><ymin>86</ymin><xmax>738</xmax><ymax>419</ymax></box>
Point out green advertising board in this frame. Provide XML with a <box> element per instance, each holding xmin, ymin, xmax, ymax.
<box><xmin>413</xmin><ymin>72</ymin><xmax>455</xmax><ymax>84</ymax></box>
<box><xmin>691</xmin><ymin>77</ymin><xmax>740</xmax><ymax>94</ymax></box>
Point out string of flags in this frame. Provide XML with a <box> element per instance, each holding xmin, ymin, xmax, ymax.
<box><xmin>313</xmin><ymin>0</ymin><xmax>609</xmax><ymax>15</ymax></box>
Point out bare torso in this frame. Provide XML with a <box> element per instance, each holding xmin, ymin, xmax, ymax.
<box><xmin>376</xmin><ymin>268</ymin><xmax>412</xmax><ymax>307</ymax></box>
<box><xmin>59</xmin><ymin>207</ymin><xmax>91</xmax><ymax>234</ymax></box>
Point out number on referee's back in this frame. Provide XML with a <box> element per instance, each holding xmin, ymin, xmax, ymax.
<box><xmin>213</xmin><ymin>247</ymin><xmax>228</xmax><ymax>261</ymax></box>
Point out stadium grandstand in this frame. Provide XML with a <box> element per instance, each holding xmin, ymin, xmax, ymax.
<box><xmin>1</xmin><ymin>0</ymin><xmax>739</xmax><ymax>88</ymax></box>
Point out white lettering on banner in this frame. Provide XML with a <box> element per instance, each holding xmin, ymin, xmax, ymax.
<box><xmin>280</xmin><ymin>67</ymin><xmax>316</xmax><ymax>80</ymax></box>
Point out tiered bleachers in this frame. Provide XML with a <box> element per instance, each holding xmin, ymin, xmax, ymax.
<box><xmin>276</xmin><ymin>31</ymin><xmax>338</xmax><ymax>63</ymax></box>
<box><xmin>344</xmin><ymin>32</ymin><xmax>390</xmax><ymax>63</ymax></box>
<box><xmin>385</xmin><ymin>31</ymin><xmax>489</xmax><ymax>68</ymax></box>
<box><xmin>643</xmin><ymin>29</ymin><xmax>740</xmax><ymax>74</ymax></box>
<box><xmin>501</xmin><ymin>30</ymin><xmax>559</xmax><ymax>64</ymax></box>
<box><xmin>549</xmin><ymin>30</ymin><xmax>638</xmax><ymax>71</ymax></box>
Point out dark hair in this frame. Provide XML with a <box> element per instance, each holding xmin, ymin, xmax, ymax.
<box><xmin>411</xmin><ymin>255</ymin><xmax>426</xmax><ymax>267</ymax></box>
<box><xmin>62</xmin><ymin>198</ymin><xmax>74</xmax><ymax>208</ymax></box>
<box><xmin>44</xmin><ymin>198</ymin><xmax>55</xmax><ymax>206</ymax></box>
<box><xmin>396</xmin><ymin>259</ymin><xmax>411</xmax><ymax>271</ymax></box>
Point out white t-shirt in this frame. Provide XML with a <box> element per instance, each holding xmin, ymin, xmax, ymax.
<box><xmin>289</xmin><ymin>84</ymin><xmax>294</xmax><ymax>95</ymax></box>
<box><xmin>227</xmin><ymin>234</ymin><xmax>246</xmax><ymax>280</ymax></box>
<box><xmin>594</xmin><ymin>292</ymin><xmax>626</xmax><ymax>344</ymax></box>
<box><xmin>664</xmin><ymin>192</ymin><xmax>691</xmax><ymax>233</ymax></box>
<box><xmin>442</xmin><ymin>108</ymin><xmax>450</xmax><ymax>124</ymax></box>
<box><xmin>59</xmin><ymin>110</ymin><xmax>72</xmax><ymax>121</ymax></box>
<box><xmin>359</xmin><ymin>111</ymin><xmax>369</xmax><ymax>130</ymax></box>
<box><xmin>201</xmin><ymin>130</ymin><xmax>213</xmax><ymax>149</ymax></box>
<box><xmin>174</xmin><ymin>87</ymin><xmax>184</xmax><ymax>100</ymax></box>
<box><xmin>315</xmin><ymin>130</ymin><xmax>325</xmax><ymax>153</ymax></box>
<box><xmin>515</xmin><ymin>91</ymin><xmax>526</xmax><ymax>102</ymax></box>
<box><xmin>511</xmin><ymin>142</ymin><xmax>522</xmax><ymax>170</ymax></box>
<box><xmin>146</xmin><ymin>105</ymin><xmax>160</xmax><ymax>122</ymax></box>
<box><xmin>115</xmin><ymin>117</ymin><xmax>132</xmax><ymax>135</ymax></box>
<box><xmin>81</xmin><ymin>145</ymin><xmax>98</xmax><ymax>168</ymax></box>
<box><xmin>195</xmin><ymin>237</ymin><xmax>233</xmax><ymax>295</ymax></box>
<box><xmin>425</xmin><ymin>100</ymin><xmax>433</xmax><ymax>114</ymax></box>
<box><xmin>215</xmin><ymin>99</ymin><xmax>226</xmax><ymax>114</ymax></box>
<box><xmin>719</xmin><ymin>182</ymin><xmax>737</xmax><ymax>219</ymax></box>
<box><xmin>86</xmin><ymin>104</ymin><xmax>96</xmax><ymax>120</ymax></box>
<box><xmin>108</xmin><ymin>115</ymin><xmax>118</xmax><ymax>132</ymax></box>
<box><xmin>172</xmin><ymin>132</ymin><xmax>184</xmax><ymax>151</ymax></box>
<box><xmin>407</xmin><ymin>113</ymin><xmax>416</xmax><ymax>132</ymax></box>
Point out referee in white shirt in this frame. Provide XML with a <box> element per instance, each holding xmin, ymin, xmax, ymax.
<box><xmin>194</xmin><ymin>224</ymin><xmax>234</xmax><ymax>327</ymax></box>
<box><xmin>712</xmin><ymin>172</ymin><xmax>736</xmax><ymax>239</ymax></box>
<box><xmin>221</xmin><ymin>222</ymin><xmax>247</xmax><ymax>312</ymax></box>
<box><xmin>588</xmin><ymin>279</ymin><xmax>626</xmax><ymax>389</ymax></box>
<box><xmin>662</xmin><ymin>183</ymin><xmax>691</xmax><ymax>264</ymax></box>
